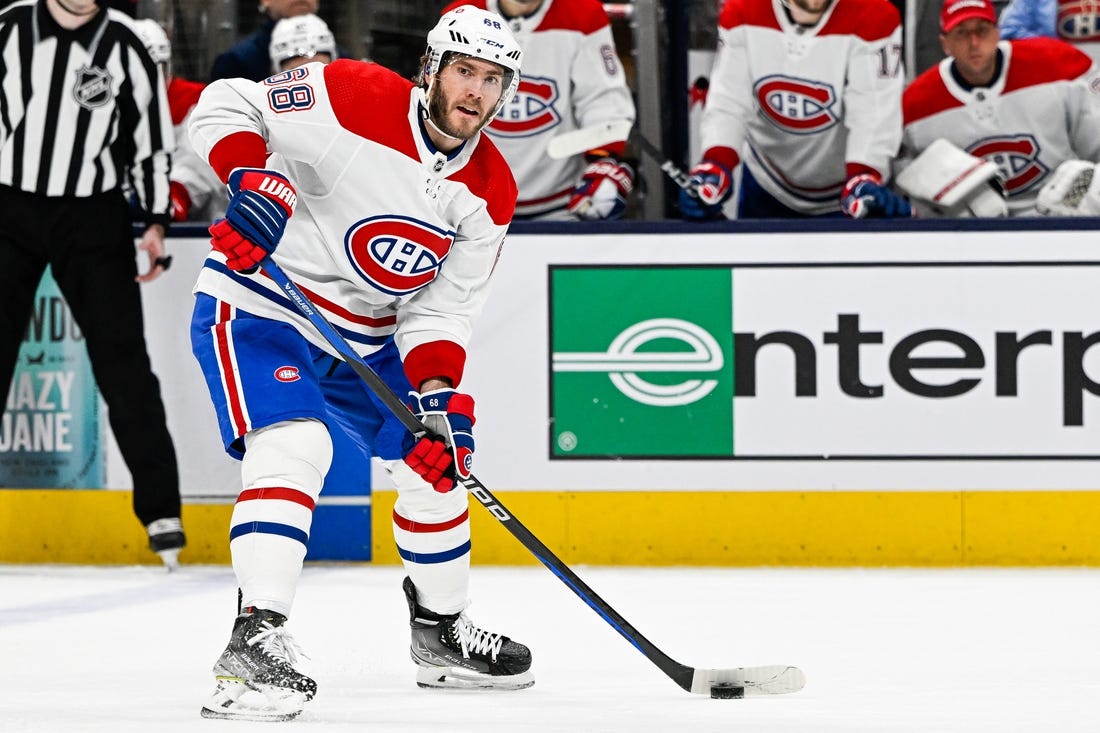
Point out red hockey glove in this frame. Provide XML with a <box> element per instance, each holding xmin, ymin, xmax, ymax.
<box><xmin>210</xmin><ymin>168</ymin><xmax>297</xmax><ymax>271</ymax></box>
<box><xmin>567</xmin><ymin>158</ymin><xmax>634</xmax><ymax>220</ymax></box>
<box><xmin>403</xmin><ymin>389</ymin><xmax>476</xmax><ymax>493</ymax></box>
<box><xmin>169</xmin><ymin>180</ymin><xmax>191</xmax><ymax>222</ymax></box>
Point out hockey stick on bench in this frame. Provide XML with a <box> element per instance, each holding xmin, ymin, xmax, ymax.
<box><xmin>260</xmin><ymin>254</ymin><xmax>805</xmax><ymax>698</ymax></box>
<box><xmin>546</xmin><ymin>120</ymin><xmax>697</xmax><ymax>195</ymax></box>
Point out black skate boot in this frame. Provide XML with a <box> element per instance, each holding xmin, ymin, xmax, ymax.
<box><xmin>145</xmin><ymin>517</ymin><xmax>186</xmax><ymax>570</ymax></box>
<box><xmin>200</xmin><ymin>607</ymin><xmax>316</xmax><ymax>721</ymax></box>
<box><xmin>404</xmin><ymin>576</ymin><xmax>533</xmax><ymax>690</ymax></box>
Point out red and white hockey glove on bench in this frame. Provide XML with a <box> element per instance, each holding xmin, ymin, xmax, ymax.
<box><xmin>567</xmin><ymin>157</ymin><xmax>634</xmax><ymax>220</ymax></box>
<box><xmin>403</xmin><ymin>388</ymin><xmax>476</xmax><ymax>493</ymax></box>
<box><xmin>679</xmin><ymin>160</ymin><xmax>733</xmax><ymax>220</ymax></box>
<box><xmin>209</xmin><ymin>168</ymin><xmax>297</xmax><ymax>271</ymax></box>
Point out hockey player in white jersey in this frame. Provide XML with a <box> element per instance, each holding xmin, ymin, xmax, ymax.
<box><xmin>132</xmin><ymin>19</ymin><xmax>226</xmax><ymax>223</ymax></box>
<box><xmin>269</xmin><ymin>12</ymin><xmax>337</xmax><ymax>72</ymax></box>
<box><xmin>188</xmin><ymin>6</ymin><xmax>531</xmax><ymax>721</ymax></box>
<box><xmin>444</xmin><ymin>0</ymin><xmax>636</xmax><ymax>220</ymax></box>
<box><xmin>902</xmin><ymin>0</ymin><xmax>1100</xmax><ymax>216</ymax></box>
<box><xmin>682</xmin><ymin>0</ymin><xmax>912</xmax><ymax>219</ymax></box>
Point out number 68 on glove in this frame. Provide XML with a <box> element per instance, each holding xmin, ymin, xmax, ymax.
<box><xmin>402</xmin><ymin>388</ymin><xmax>476</xmax><ymax>493</ymax></box>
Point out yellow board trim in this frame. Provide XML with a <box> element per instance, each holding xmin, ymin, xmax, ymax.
<box><xmin>3</xmin><ymin>489</ymin><xmax>1100</xmax><ymax>565</ymax></box>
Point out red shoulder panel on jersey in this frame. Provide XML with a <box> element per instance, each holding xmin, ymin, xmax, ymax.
<box><xmin>819</xmin><ymin>0</ymin><xmax>900</xmax><ymax>40</ymax></box>
<box><xmin>902</xmin><ymin>66</ymin><xmax>963</xmax><ymax>126</ymax></box>
<box><xmin>167</xmin><ymin>77</ymin><xmax>205</xmax><ymax>126</ymax></box>
<box><xmin>1003</xmin><ymin>37</ymin><xmax>1093</xmax><ymax>94</ymax></box>
<box><xmin>443</xmin><ymin>0</ymin><xmax>610</xmax><ymax>34</ymax></box>
<box><xmin>538</xmin><ymin>0</ymin><xmax>611</xmax><ymax>34</ymax></box>
<box><xmin>324</xmin><ymin>59</ymin><xmax>420</xmax><ymax>162</ymax></box>
<box><xmin>448</xmin><ymin>136</ymin><xmax>518</xmax><ymax>227</ymax></box>
<box><xmin>719</xmin><ymin>0</ymin><xmax>782</xmax><ymax>32</ymax></box>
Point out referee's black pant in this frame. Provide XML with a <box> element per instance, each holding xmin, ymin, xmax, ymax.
<box><xmin>0</xmin><ymin>184</ymin><xmax>180</xmax><ymax>526</ymax></box>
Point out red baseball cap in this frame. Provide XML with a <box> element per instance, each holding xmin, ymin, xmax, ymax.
<box><xmin>940</xmin><ymin>0</ymin><xmax>997</xmax><ymax>32</ymax></box>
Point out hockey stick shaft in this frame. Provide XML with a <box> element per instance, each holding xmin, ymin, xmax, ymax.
<box><xmin>260</xmin><ymin>255</ymin><xmax>705</xmax><ymax>692</ymax></box>
<box><xmin>629</xmin><ymin>131</ymin><xmax>696</xmax><ymax>194</ymax></box>
<box><xmin>546</xmin><ymin>121</ymin><xmax>697</xmax><ymax>196</ymax></box>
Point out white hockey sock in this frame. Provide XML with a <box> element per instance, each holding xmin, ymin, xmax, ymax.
<box><xmin>385</xmin><ymin>459</ymin><xmax>471</xmax><ymax>614</ymax></box>
<box><xmin>232</xmin><ymin>419</ymin><xmax>332</xmax><ymax>616</ymax></box>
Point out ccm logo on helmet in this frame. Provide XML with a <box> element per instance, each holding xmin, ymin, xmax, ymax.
<box><xmin>967</xmin><ymin>135</ymin><xmax>1047</xmax><ymax>194</ymax></box>
<box><xmin>274</xmin><ymin>366</ymin><xmax>301</xmax><ymax>382</ymax></box>
<box><xmin>489</xmin><ymin>76</ymin><xmax>561</xmax><ymax>137</ymax></box>
<box><xmin>753</xmin><ymin>75</ymin><xmax>839</xmax><ymax>134</ymax></box>
<box><xmin>344</xmin><ymin>216</ymin><xmax>456</xmax><ymax>296</ymax></box>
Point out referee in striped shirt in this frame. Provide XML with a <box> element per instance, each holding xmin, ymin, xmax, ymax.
<box><xmin>0</xmin><ymin>0</ymin><xmax>185</xmax><ymax>564</ymax></box>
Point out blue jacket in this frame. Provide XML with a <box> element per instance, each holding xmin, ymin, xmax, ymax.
<box><xmin>999</xmin><ymin>0</ymin><xmax>1057</xmax><ymax>39</ymax></box>
<box><xmin>209</xmin><ymin>19</ymin><xmax>277</xmax><ymax>82</ymax></box>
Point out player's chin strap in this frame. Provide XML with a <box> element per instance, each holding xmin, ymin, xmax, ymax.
<box><xmin>413</xmin><ymin>84</ymin><xmax>464</xmax><ymax>146</ymax></box>
<box><xmin>420</xmin><ymin>103</ymin><xmax>464</xmax><ymax>145</ymax></box>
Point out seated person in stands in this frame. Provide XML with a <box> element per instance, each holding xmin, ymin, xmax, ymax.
<box><xmin>133</xmin><ymin>20</ymin><xmax>225</xmax><ymax>222</ymax></box>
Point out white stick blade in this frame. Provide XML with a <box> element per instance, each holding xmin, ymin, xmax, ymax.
<box><xmin>690</xmin><ymin>665</ymin><xmax>806</xmax><ymax>696</ymax></box>
<box><xmin>545</xmin><ymin>120</ymin><xmax>633</xmax><ymax>160</ymax></box>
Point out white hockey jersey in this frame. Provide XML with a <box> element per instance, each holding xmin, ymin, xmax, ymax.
<box><xmin>701</xmin><ymin>0</ymin><xmax>904</xmax><ymax>215</ymax></box>
<box><xmin>444</xmin><ymin>0</ymin><xmax>636</xmax><ymax>218</ymax></box>
<box><xmin>165</xmin><ymin>77</ymin><xmax>226</xmax><ymax>221</ymax></box>
<box><xmin>902</xmin><ymin>38</ymin><xmax>1100</xmax><ymax>216</ymax></box>
<box><xmin>188</xmin><ymin>60</ymin><xmax>516</xmax><ymax>388</ymax></box>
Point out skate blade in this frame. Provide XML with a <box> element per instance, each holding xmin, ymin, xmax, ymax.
<box><xmin>156</xmin><ymin>548</ymin><xmax>181</xmax><ymax>571</ymax></box>
<box><xmin>200</xmin><ymin>677</ymin><xmax>307</xmax><ymax>721</ymax></box>
<box><xmin>415</xmin><ymin>664</ymin><xmax>534</xmax><ymax>691</ymax></box>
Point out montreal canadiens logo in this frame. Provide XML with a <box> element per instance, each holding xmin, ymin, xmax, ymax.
<box><xmin>274</xmin><ymin>366</ymin><xmax>300</xmax><ymax>382</ymax></box>
<box><xmin>967</xmin><ymin>135</ymin><xmax>1048</xmax><ymax>194</ymax></box>
<box><xmin>1058</xmin><ymin>4</ymin><xmax>1100</xmax><ymax>40</ymax></box>
<box><xmin>344</xmin><ymin>216</ymin><xmax>455</xmax><ymax>296</ymax></box>
<box><xmin>753</xmin><ymin>75</ymin><xmax>839</xmax><ymax>134</ymax></box>
<box><xmin>489</xmin><ymin>76</ymin><xmax>561</xmax><ymax>138</ymax></box>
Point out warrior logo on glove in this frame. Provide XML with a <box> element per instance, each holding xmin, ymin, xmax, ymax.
<box><xmin>209</xmin><ymin>168</ymin><xmax>298</xmax><ymax>271</ymax></box>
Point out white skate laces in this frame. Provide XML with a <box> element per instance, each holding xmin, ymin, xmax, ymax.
<box><xmin>247</xmin><ymin>620</ymin><xmax>307</xmax><ymax>667</ymax></box>
<box><xmin>452</xmin><ymin>612</ymin><xmax>504</xmax><ymax>662</ymax></box>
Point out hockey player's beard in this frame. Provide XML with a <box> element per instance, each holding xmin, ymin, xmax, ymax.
<box><xmin>427</xmin><ymin>83</ymin><xmax>494</xmax><ymax>140</ymax></box>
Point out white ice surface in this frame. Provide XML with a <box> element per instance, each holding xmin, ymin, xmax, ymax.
<box><xmin>0</xmin><ymin>564</ymin><xmax>1095</xmax><ymax>732</ymax></box>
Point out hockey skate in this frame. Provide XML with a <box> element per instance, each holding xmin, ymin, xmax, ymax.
<box><xmin>404</xmin><ymin>576</ymin><xmax>534</xmax><ymax>690</ymax></box>
<box><xmin>145</xmin><ymin>517</ymin><xmax>185</xmax><ymax>570</ymax></box>
<box><xmin>200</xmin><ymin>607</ymin><xmax>316</xmax><ymax>721</ymax></box>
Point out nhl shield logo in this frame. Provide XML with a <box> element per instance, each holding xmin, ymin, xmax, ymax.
<box><xmin>73</xmin><ymin>66</ymin><xmax>113</xmax><ymax>110</ymax></box>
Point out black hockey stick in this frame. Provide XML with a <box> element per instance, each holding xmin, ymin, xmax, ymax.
<box><xmin>545</xmin><ymin>120</ymin><xmax>696</xmax><ymax>195</ymax></box>
<box><xmin>260</xmin><ymin>255</ymin><xmax>804</xmax><ymax>698</ymax></box>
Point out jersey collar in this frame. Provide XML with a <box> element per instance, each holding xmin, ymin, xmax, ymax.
<box><xmin>35</xmin><ymin>0</ymin><xmax>107</xmax><ymax>49</ymax></box>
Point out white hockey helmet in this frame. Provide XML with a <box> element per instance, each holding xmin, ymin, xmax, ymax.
<box><xmin>269</xmin><ymin>13</ymin><xmax>338</xmax><ymax>69</ymax></box>
<box><xmin>132</xmin><ymin>19</ymin><xmax>172</xmax><ymax>67</ymax></box>
<box><xmin>420</xmin><ymin>5</ymin><xmax>523</xmax><ymax>117</ymax></box>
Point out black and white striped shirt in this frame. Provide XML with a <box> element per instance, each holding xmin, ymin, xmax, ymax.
<box><xmin>0</xmin><ymin>0</ymin><xmax>173</xmax><ymax>223</ymax></box>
